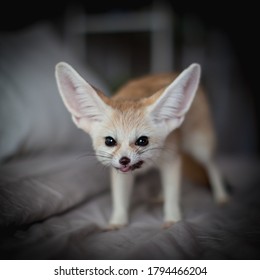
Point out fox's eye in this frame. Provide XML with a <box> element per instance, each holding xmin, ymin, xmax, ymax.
<box><xmin>135</xmin><ymin>136</ymin><xmax>149</xmax><ymax>146</ymax></box>
<box><xmin>105</xmin><ymin>136</ymin><xmax>117</xmax><ymax>147</ymax></box>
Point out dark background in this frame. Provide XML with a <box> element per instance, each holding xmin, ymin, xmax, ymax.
<box><xmin>1</xmin><ymin>1</ymin><xmax>258</xmax><ymax>91</ymax></box>
<box><xmin>1</xmin><ymin>0</ymin><xmax>259</xmax><ymax>156</ymax></box>
<box><xmin>1</xmin><ymin>1</ymin><xmax>260</xmax><ymax>261</ymax></box>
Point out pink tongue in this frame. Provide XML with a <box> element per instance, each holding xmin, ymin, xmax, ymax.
<box><xmin>120</xmin><ymin>166</ymin><xmax>131</xmax><ymax>172</ymax></box>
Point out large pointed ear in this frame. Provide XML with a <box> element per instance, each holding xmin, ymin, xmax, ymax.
<box><xmin>55</xmin><ymin>62</ymin><xmax>111</xmax><ymax>131</ymax></box>
<box><xmin>147</xmin><ymin>63</ymin><xmax>201</xmax><ymax>131</ymax></box>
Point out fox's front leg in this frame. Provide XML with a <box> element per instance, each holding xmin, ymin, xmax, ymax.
<box><xmin>108</xmin><ymin>168</ymin><xmax>134</xmax><ymax>229</ymax></box>
<box><xmin>160</xmin><ymin>155</ymin><xmax>182</xmax><ymax>227</ymax></box>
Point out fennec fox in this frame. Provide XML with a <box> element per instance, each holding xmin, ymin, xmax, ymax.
<box><xmin>55</xmin><ymin>62</ymin><xmax>229</xmax><ymax>229</ymax></box>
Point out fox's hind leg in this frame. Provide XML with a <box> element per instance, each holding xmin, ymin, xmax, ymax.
<box><xmin>205</xmin><ymin>160</ymin><xmax>229</xmax><ymax>204</ymax></box>
<box><xmin>183</xmin><ymin>131</ymin><xmax>229</xmax><ymax>204</ymax></box>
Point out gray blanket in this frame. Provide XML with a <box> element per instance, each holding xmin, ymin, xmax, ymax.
<box><xmin>1</xmin><ymin>153</ymin><xmax>260</xmax><ymax>259</ymax></box>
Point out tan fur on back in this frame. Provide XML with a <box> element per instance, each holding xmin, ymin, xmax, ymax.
<box><xmin>110</xmin><ymin>73</ymin><xmax>215</xmax><ymax>149</ymax></box>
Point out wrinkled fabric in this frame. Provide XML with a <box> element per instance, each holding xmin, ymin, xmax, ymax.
<box><xmin>1</xmin><ymin>156</ymin><xmax>260</xmax><ymax>260</ymax></box>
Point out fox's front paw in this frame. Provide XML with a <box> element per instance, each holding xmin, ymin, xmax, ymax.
<box><xmin>162</xmin><ymin>215</ymin><xmax>181</xmax><ymax>229</ymax></box>
<box><xmin>107</xmin><ymin>213</ymin><xmax>128</xmax><ymax>230</ymax></box>
<box><xmin>164</xmin><ymin>209</ymin><xmax>181</xmax><ymax>227</ymax></box>
<box><xmin>162</xmin><ymin>221</ymin><xmax>176</xmax><ymax>229</ymax></box>
<box><xmin>105</xmin><ymin>223</ymin><xmax>126</xmax><ymax>231</ymax></box>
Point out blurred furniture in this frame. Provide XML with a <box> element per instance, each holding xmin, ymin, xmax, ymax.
<box><xmin>64</xmin><ymin>2</ymin><xmax>174</xmax><ymax>84</ymax></box>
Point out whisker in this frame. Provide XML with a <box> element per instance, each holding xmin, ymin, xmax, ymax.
<box><xmin>76</xmin><ymin>150</ymin><xmax>113</xmax><ymax>161</ymax></box>
<box><xmin>146</xmin><ymin>155</ymin><xmax>160</xmax><ymax>167</ymax></box>
<box><xmin>75</xmin><ymin>153</ymin><xmax>96</xmax><ymax>160</ymax></box>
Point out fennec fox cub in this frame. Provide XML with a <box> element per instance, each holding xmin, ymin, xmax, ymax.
<box><xmin>55</xmin><ymin>62</ymin><xmax>229</xmax><ymax>229</ymax></box>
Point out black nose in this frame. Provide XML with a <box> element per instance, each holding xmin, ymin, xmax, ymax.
<box><xmin>119</xmin><ymin>157</ymin><xmax>131</xmax><ymax>165</ymax></box>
